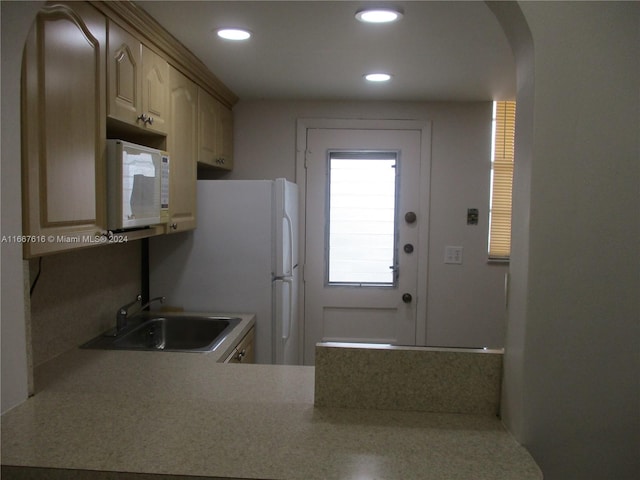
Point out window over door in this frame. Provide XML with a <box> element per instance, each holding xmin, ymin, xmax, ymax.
<box><xmin>327</xmin><ymin>152</ymin><xmax>399</xmax><ymax>286</ymax></box>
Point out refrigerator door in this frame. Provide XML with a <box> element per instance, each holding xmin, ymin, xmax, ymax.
<box><xmin>150</xmin><ymin>180</ymin><xmax>275</xmax><ymax>364</ymax></box>
<box><xmin>273</xmin><ymin>267</ymin><xmax>299</xmax><ymax>365</ymax></box>
<box><xmin>274</xmin><ymin>179</ymin><xmax>299</xmax><ymax>278</ymax></box>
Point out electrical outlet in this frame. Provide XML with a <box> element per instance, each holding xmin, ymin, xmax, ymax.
<box><xmin>445</xmin><ymin>246</ymin><xmax>463</xmax><ymax>264</ymax></box>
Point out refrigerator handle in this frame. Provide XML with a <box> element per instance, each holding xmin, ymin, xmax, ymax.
<box><xmin>282</xmin><ymin>277</ymin><xmax>293</xmax><ymax>341</ymax></box>
<box><xmin>283</xmin><ymin>209</ymin><xmax>294</xmax><ymax>274</ymax></box>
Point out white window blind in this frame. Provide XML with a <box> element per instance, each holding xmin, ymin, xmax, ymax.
<box><xmin>488</xmin><ymin>101</ymin><xmax>516</xmax><ymax>259</ymax></box>
<box><xmin>327</xmin><ymin>152</ymin><xmax>398</xmax><ymax>285</ymax></box>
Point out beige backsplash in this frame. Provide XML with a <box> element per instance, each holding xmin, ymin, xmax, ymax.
<box><xmin>27</xmin><ymin>241</ymin><xmax>141</xmax><ymax>375</ymax></box>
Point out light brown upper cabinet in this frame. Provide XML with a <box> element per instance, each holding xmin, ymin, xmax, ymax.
<box><xmin>107</xmin><ymin>21</ymin><xmax>169</xmax><ymax>135</ymax></box>
<box><xmin>141</xmin><ymin>46</ymin><xmax>170</xmax><ymax>134</ymax></box>
<box><xmin>21</xmin><ymin>2</ymin><xmax>107</xmax><ymax>258</ymax></box>
<box><xmin>166</xmin><ymin>67</ymin><xmax>198</xmax><ymax>232</ymax></box>
<box><xmin>21</xmin><ymin>1</ymin><xmax>238</xmax><ymax>257</ymax></box>
<box><xmin>198</xmin><ymin>88</ymin><xmax>234</xmax><ymax>171</ymax></box>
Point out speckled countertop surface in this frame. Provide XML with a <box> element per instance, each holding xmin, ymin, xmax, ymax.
<box><xmin>2</xmin><ymin>326</ymin><xmax>542</xmax><ymax>479</ymax></box>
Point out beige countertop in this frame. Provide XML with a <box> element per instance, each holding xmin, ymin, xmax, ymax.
<box><xmin>2</xmin><ymin>319</ymin><xmax>542</xmax><ymax>480</ymax></box>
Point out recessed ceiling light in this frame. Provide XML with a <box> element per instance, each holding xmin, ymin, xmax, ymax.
<box><xmin>216</xmin><ymin>28</ymin><xmax>251</xmax><ymax>41</ymax></box>
<box><xmin>355</xmin><ymin>8</ymin><xmax>403</xmax><ymax>24</ymax></box>
<box><xmin>364</xmin><ymin>73</ymin><xmax>392</xmax><ymax>82</ymax></box>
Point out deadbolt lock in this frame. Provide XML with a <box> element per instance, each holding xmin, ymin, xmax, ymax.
<box><xmin>404</xmin><ymin>211</ymin><xmax>417</xmax><ymax>224</ymax></box>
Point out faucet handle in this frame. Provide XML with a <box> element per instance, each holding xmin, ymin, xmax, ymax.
<box><xmin>115</xmin><ymin>294</ymin><xmax>142</xmax><ymax>334</ymax></box>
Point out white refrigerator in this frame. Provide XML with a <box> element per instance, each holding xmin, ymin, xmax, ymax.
<box><xmin>149</xmin><ymin>179</ymin><xmax>300</xmax><ymax>365</ymax></box>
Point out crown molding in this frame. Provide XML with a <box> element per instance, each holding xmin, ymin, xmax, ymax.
<box><xmin>91</xmin><ymin>0</ymin><xmax>238</xmax><ymax>108</ymax></box>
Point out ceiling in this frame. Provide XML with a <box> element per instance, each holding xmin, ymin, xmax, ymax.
<box><xmin>135</xmin><ymin>1</ymin><xmax>516</xmax><ymax>102</ymax></box>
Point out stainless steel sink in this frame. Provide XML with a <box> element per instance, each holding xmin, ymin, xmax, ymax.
<box><xmin>81</xmin><ymin>314</ymin><xmax>241</xmax><ymax>353</ymax></box>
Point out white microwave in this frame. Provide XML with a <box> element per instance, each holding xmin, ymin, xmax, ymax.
<box><xmin>107</xmin><ymin>140</ymin><xmax>169</xmax><ymax>230</ymax></box>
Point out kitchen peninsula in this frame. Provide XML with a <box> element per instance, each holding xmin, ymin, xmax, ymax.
<box><xmin>2</xmin><ymin>343</ymin><xmax>541</xmax><ymax>479</ymax></box>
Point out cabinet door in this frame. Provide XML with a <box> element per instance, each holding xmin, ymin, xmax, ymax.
<box><xmin>197</xmin><ymin>88</ymin><xmax>217</xmax><ymax>167</ymax></box>
<box><xmin>217</xmin><ymin>103</ymin><xmax>234</xmax><ymax>170</ymax></box>
<box><xmin>198</xmin><ymin>88</ymin><xmax>233</xmax><ymax>170</ymax></box>
<box><xmin>22</xmin><ymin>2</ymin><xmax>107</xmax><ymax>258</ymax></box>
<box><xmin>107</xmin><ymin>21</ymin><xmax>141</xmax><ymax>126</ymax></box>
<box><xmin>225</xmin><ymin>327</ymin><xmax>255</xmax><ymax>363</ymax></box>
<box><xmin>167</xmin><ymin>67</ymin><xmax>197</xmax><ymax>232</ymax></box>
<box><xmin>237</xmin><ymin>326</ymin><xmax>255</xmax><ymax>363</ymax></box>
<box><xmin>141</xmin><ymin>46</ymin><xmax>170</xmax><ymax>134</ymax></box>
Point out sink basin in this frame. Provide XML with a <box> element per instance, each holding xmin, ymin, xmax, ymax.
<box><xmin>81</xmin><ymin>314</ymin><xmax>241</xmax><ymax>353</ymax></box>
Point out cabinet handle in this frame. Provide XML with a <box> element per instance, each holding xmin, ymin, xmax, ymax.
<box><xmin>137</xmin><ymin>113</ymin><xmax>149</xmax><ymax>123</ymax></box>
<box><xmin>170</xmin><ymin>223</ymin><xmax>178</xmax><ymax>230</ymax></box>
<box><xmin>236</xmin><ymin>349</ymin><xmax>246</xmax><ymax>361</ymax></box>
<box><xmin>145</xmin><ymin>116</ymin><xmax>154</xmax><ymax>126</ymax></box>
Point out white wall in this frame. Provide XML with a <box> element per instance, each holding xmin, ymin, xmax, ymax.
<box><xmin>1</xmin><ymin>0</ymin><xmax>44</xmax><ymax>413</ymax></box>
<box><xmin>492</xmin><ymin>2</ymin><xmax>640</xmax><ymax>479</ymax></box>
<box><xmin>226</xmin><ymin>100</ymin><xmax>509</xmax><ymax>349</ymax></box>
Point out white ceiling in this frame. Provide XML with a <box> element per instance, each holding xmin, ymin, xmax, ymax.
<box><xmin>136</xmin><ymin>1</ymin><xmax>516</xmax><ymax>102</ymax></box>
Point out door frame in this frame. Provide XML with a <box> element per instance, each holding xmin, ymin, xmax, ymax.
<box><xmin>295</xmin><ymin>118</ymin><xmax>432</xmax><ymax>361</ymax></box>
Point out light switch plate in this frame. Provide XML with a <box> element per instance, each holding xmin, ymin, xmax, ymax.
<box><xmin>445</xmin><ymin>246</ymin><xmax>463</xmax><ymax>264</ymax></box>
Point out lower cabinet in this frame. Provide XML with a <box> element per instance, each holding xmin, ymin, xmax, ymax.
<box><xmin>224</xmin><ymin>327</ymin><xmax>255</xmax><ymax>363</ymax></box>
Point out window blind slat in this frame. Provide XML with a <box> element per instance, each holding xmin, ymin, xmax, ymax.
<box><xmin>489</xmin><ymin>101</ymin><xmax>516</xmax><ymax>259</ymax></box>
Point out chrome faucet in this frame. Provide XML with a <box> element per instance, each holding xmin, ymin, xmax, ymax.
<box><xmin>139</xmin><ymin>296</ymin><xmax>166</xmax><ymax>312</ymax></box>
<box><xmin>115</xmin><ymin>294</ymin><xmax>165</xmax><ymax>333</ymax></box>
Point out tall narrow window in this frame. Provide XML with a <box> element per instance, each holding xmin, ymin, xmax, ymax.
<box><xmin>488</xmin><ymin>101</ymin><xmax>516</xmax><ymax>260</ymax></box>
<box><xmin>327</xmin><ymin>152</ymin><xmax>398</xmax><ymax>285</ymax></box>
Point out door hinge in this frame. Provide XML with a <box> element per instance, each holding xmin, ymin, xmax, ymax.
<box><xmin>304</xmin><ymin>149</ymin><xmax>311</xmax><ymax>169</ymax></box>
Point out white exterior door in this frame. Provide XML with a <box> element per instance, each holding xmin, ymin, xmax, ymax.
<box><xmin>302</xmin><ymin>122</ymin><xmax>430</xmax><ymax>364</ymax></box>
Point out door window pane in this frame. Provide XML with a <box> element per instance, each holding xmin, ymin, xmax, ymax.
<box><xmin>327</xmin><ymin>152</ymin><xmax>398</xmax><ymax>285</ymax></box>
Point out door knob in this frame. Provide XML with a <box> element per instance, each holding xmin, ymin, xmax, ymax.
<box><xmin>404</xmin><ymin>211</ymin><xmax>417</xmax><ymax>224</ymax></box>
<box><xmin>402</xmin><ymin>293</ymin><xmax>412</xmax><ymax>303</ymax></box>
